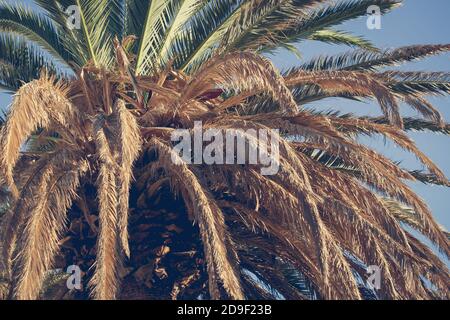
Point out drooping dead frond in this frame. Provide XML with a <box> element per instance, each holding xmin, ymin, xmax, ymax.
<box><xmin>196</xmin><ymin>121</ymin><xmax>364</xmax><ymax>299</ymax></box>
<box><xmin>148</xmin><ymin>138</ymin><xmax>244</xmax><ymax>300</ymax></box>
<box><xmin>240</xmin><ymin>112</ymin><xmax>418</xmax><ymax>189</ymax></box>
<box><xmin>316</xmin><ymin>112</ymin><xmax>450</xmax><ymax>135</ymax></box>
<box><xmin>296</xmin><ymin>136</ymin><xmax>450</xmax><ymax>260</ymax></box>
<box><xmin>89</xmin><ymin>118</ymin><xmax>121</xmax><ymax>300</ymax></box>
<box><xmin>402</xmin><ymin>95</ymin><xmax>444</xmax><ymax>127</ymax></box>
<box><xmin>0</xmin><ymin>74</ymin><xmax>76</xmax><ymax>197</ymax></box>
<box><xmin>323</xmin><ymin>113</ymin><xmax>447</xmax><ymax>183</ymax></box>
<box><xmin>114</xmin><ymin>100</ymin><xmax>142</xmax><ymax>257</ymax></box>
<box><xmin>284</xmin><ymin>70</ymin><xmax>403</xmax><ymax>127</ymax></box>
<box><xmin>2</xmin><ymin>153</ymin><xmax>62</xmax><ymax>275</ymax></box>
<box><xmin>197</xmin><ymin>115</ymin><xmax>449</xmax><ymax>298</ymax></box>
<box><xmin>11</xmin><ymin>152</ymin><xmax>86</xmax><ymax>300</ymax></box>
<box><xmin>381</xmin><ymin>197</ymin><xmax>429</xmax><ymax>234</ymax></box>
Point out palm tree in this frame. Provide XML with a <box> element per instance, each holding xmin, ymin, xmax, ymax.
<box><xmin>0</xmin><ymin>0</ymin><xmax>449</xmax><ymax>300</ymax></box>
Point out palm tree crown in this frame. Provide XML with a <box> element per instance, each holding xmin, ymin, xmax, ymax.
<box><xmin>0</xmin><ymin>0</ymin><xmax>449</xmax><ymax>300</ymax></box>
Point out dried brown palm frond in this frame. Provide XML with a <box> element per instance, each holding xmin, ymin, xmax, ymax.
<box><xmin>10</xmin><ymin>152</ymin><xmax>87</xmax><ymax>300</ymax></box>
<box><xmin>322</xmin><ymin>113</ymin><xmax>446</xmax><ymax>181</ymax></box>
<box><xmin>402</xmin><ymin>95</ymin><xmax>443</xmax><ymax>126</ymax></box>
<box><xmin>88</xmin><ymin>100</ymin><xmax>142</xmax><ymax>300</ymax></box>
<box><xmin>181</xmin><ymin>52</ymin><xmax>298</xmax><ymax>115</ymax></box>
<box><xmin>311</xmin><ymin>170</ymin><xmax>448</xmax><ymax>297</ymax></box>
<box><xmin>284</xmin><ymin>69</ymin><xmax>404</xmax><ymax>127</ymax></box>
<box><xmin>115</xmin><ymin>100</ymin><xmax>142</xmax><ymax>258</ymax></box>
<box><xmin>221</xmin><ymin>152</ymin><xmax>445</xmax><ymax>298</ymax></box>
<box><xmin>200</xmin><ymin>115</ymin><xmax>446</xmax><ymax>297</ymax></box>
<box><xmin>2</xmin><ymin>153</ymin><xmax>70</xmax><ymax>274</ymax></box>
<box><xmin>146</xmin><ymin>138</ymin><xmax>244</xmax><ymax>300</ymax></box>
<box><xmin>0</xmin><ymin>42</ymin><xmax>449</xmax><ymax>301</ymax></box>
<box><xmin>381</xmin><ymin>198</ymin><xmax>430</xmax><ymax>235</ymax></box>
<box><xmin>297</xmin><ymin>138</ymin><xmax>450</xmax><ymax>258</ymax></box>
<box><xmin>235</xmin><ymin>112</ymin><xmax>449</xmax><ymax>258</ymax></box>
<box><xmin>234</xmin><ymin>114</ymin><xmax>448</xmax><ymax>248</ymax></box>
<box><xmin>284</xmin><ymin>69</ymin><xmax>450</xmax><ymax>123</ymax></box>
<box><xmin>216</xmin><ymin>164</ymin><xmax>442</xmax><ymax>299</ymax></box>
<box><xmin>199</xmin><ymin>122</ymin><xmax>362</xmax><ymax>298</ymax></box>
<box><xmin>89</xmin><ymin>119</ymin><xmax>121</xmax><ymax>300</ymax></box>
<box><xmin>0</xmin><ymin>74</ymin><xmax>78</xmax><ymax>197</ymax></box>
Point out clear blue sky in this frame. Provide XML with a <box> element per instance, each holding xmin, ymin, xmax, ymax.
<box><xmin>1</xmin><ymin>0</ymin><xmax>449</xmax><ymax>232</ymax></box>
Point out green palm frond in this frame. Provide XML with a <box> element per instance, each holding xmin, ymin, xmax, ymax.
<box><xmin>290</xmin><ymin>84</ymin><xmax>340</xmax><ymax>104</ymax></box>
<box><xmin>316</xmin><ymin>111</ymin><xmax>450</xmax><ymax>135</ymax></box>
<box><xmin>1</xmin><ymin>0</ymin><xmax>404</xmax><ymax>76</ymax></box>
<box><xmin>32</xmin><ymin>0</ymin><xmax>90</xmax><ymax>67</ymax></box>
<box><xmin>0</xmin><ymin>109</ymin><xmax>5</xmax><ymax>125</ymax></box>
<box><xmin>371</xmin><ymin>116</ymin><xmax>450</xmax><ymax>134</ymax></box>
<box><xmin>409</xmin><ymin>170</ymin><xmax>450</xmax><ymax>187</ymax></box>
<box><xmin>344</xmin><ymin>44</ymin><xmax>450</xmax><ymax>71</ymax></box>
<box><xmin>74</xmin><ymin>0</ymin><xmax>118</xmax><ymax>67</ymax></box>
<box><xmin>0</xmin><ymin>60</ymin><xmax>17</xmax><ymax>92</ymax></box>
<box><xmin>177</xmin><ymin>0</ymin><xmax>243</xmax><ymax>73</ymax></box>
<box><xmin>168</xmin><ymin>0</ymin><xmax>398</xmax><ymax>73</ymax></box>
<box><xmin>124</xmin><ymin>0</ymin><xmax>150</xmax><ymax>41</ymax></box>
<box><xmin>135</xmin><ymin>0</ymin><xmax>180</xmax><ymax>75</ymax></box>
<box><xmin>40</xmin><ymin>269</ymin><xmax>70</xmax><ymax>300</ymax></box>
<box><xmin>278</xmin><ymin>260</ymin><xmax>318</xmax><ymax>300</ymax></box>
<box><xmin>179</xmin><ymin>0</ymin><xmax>319</xmax><ymax>72</ymax></box>
<box><xmin>297</xmin><ymin>44</ymin><xmax>450</xmax><ymax>72</ymax></box>
<box><xmin>308</xmin><ymin>29</ymin><xmax>377</xmax><ymax>51</ymax></box>
<box><xmin>25</xmin><ymin>133</ymin><xmax>61</xmax><ymax>154</ymax></box>
<box><xmin>0</xmin><ymin>0</ymin><xmax>70</xmax><ymax>64</ymax></box>
<box><xmin>34</xmin><ymin>0</ymin><xmax>127</xmax><ymax>68</ymax></box>
<box><xmin>380</xmin><ymin>71</ymin><xmax>450</xmax><ymax>96</ymax></box>
<box><xmin>107</xmin><ymin>0</ymin><xmax>126</xmax><ymax>40</ymax></box>
<box><xmin>0</xmin><ymin>34</ymin><xmax>58</xmax><ymax>91</ymax></box>
<box><xmin>223</xmin><ymin>0</ymin><xmax>381</xmax><ymax>53</ymax></box>
<box><xmin>154</xmin><ymin>0</ymin><xmax>209</xmax><ymax>69</ymax></box>
<box><xmin>257</xmin><ymin>0</ymin><xmax>401</xmax><ymax>53</ymax></box>
<box><xmin>0</xmin><ymin>185</ymin><xmax>10</xmax><ymax>218</ymax></box>
<box><xmin>219</xmin><ymin>0</ymin><xmax>310</xmax><ymax>52</ymax></box>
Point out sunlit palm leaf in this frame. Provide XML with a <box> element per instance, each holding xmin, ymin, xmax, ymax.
<box><xmin>257</xmin><ymin>0</ymin><xmax>401</xmax><ymax>53</ymax></box>
<box><xmin>308</xmin><ymin>29</ymin><xmax>377</xmax><ymax>51</ymax></box>
<box><xmin>135</xmin><ymin>0</ymin><xmax>177</xmax><ymax>75</ymax></box>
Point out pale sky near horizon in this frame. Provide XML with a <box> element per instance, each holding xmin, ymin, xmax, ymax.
<box><xmin>1</xmin><ymin>0</ymin><xmax>449</xmax><ymax>234</ymax></box>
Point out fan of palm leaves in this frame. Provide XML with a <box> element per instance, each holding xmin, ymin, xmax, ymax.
<box><xmin>0</xmin><ymin>0</ymin><xmax>449</xmax><ymax>300</ymax></box>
